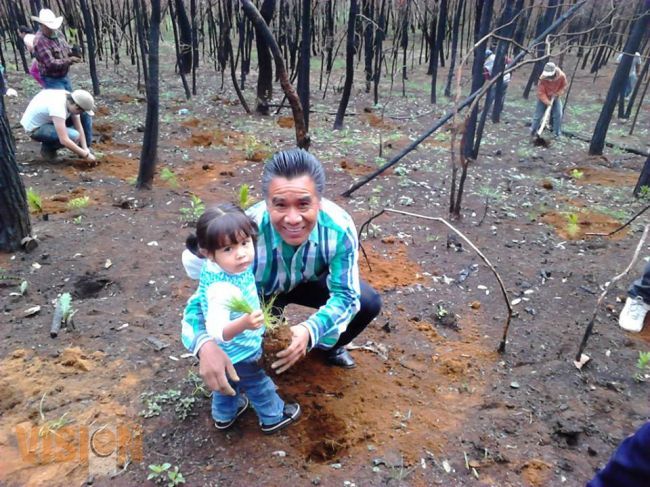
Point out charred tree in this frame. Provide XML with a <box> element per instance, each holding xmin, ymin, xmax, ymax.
<box><xmin>241</xmin><ymin>0</ymin><xmax>309</xmax><ymax>148</ymax></box>
<box><xmin>334</xmin><ymin>0</ymin><xmax>358</xmax><ymax>130</ymax></box>
<box><xmin>589</xmin><ymin>3</ymin><xmax>649</xmax><ymax>156</ymax></box>
<box><xmin>255</xmin><ymin>0</ymin><xmax>275</xmax><ymax>114</ymax></box>
<box><xmin>522</xmin><ymin>0</ymin><xmax>559</xmax><ymax>99</ymax></box>
<box><xmin>79</xmin><ymin>0</ymin><xmax>100</xmax><ymax>95</ymax></box>
<box><xmin>297</xmin><ymin>0</ymin><xmax>310</xmax><ymax>130</ymax></box>
<box><xmin>175</xmin><ymin>0</ymin><xmax>193</xmax><ymax>75</ymax></box>
<box><xmin>444</xmin><ymin>0</ymin><xmax>464</xmax><ymax>97</ymax></box>
<box><xmin>461</xmin><ymin>0</ymin><xmax>493</xmax><ymax>160</ymax></box>
<box><xmin>372</xmin><ymin>0</ymin><xmax>387</xmax><ymax>105</ymax></box>
<box><xmin>0</xmin><ymin>79</ymin><xmax>31</xmax><ymax>252</ymax></box>
<box><xmin>169</xmin><ymin>0</ymin><xmax>192</xmax><ymax>99</ymax></box>
<box><xmin>362</xmin><ymin>0</ymin><xmax>374</xmax><ymax>93</ymax></box>
<box><xmin>430</xmin><ymin>0</ymin><xmax>447</xmax><ymax>104</ymax></box>
<box><xmin>136</xmin><ymin>0</ymin><xmax>160</xmax><ymax>189</ymax></box>
<box><xmin>491</xmin><ymin>0</ymin><xmax>521</xmax><ymax>122</ymax></box>
<box><xmin>633</xmin><ymin>155</ymin><xmax>650</xmax><ymax>196</ymax></box>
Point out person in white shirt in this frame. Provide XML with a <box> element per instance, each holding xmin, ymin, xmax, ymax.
<box><xmin>20</xmin><ymin>89</ymin><xmax>96</xmax><ymax>161</ymax></box>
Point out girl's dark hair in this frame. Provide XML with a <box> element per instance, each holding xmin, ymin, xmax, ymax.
<box><xmin>186</xmin><ymin>203</ymin><xmax>258</xmax><ymax>258</ymax></box>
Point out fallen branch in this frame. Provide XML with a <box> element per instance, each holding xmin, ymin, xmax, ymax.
<box><xmin>585</xmin><ymin>204</ymin><xmax>650</xmax><ymax>237</ymax></box>
<box><xmin>574</xmin><ymin>224</ymin><xmax>650</xmax><ymax>368</ymax></box>
<box><xmin>358</xmin><ymin>208</ymin><xmax>513</xmax><ymax>353</ymax></box>
<box><xmin>562</xmin><ymin>130</ymin><xmax>649</xmax><ymax>157</ymax></box>
<box><xmin>50</xmin><ymin>299</ymin><xmax>64</xmax><ymax>338</ymax></box>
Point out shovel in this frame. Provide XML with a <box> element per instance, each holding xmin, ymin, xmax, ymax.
<box><xmin>533</xmin><ymin>98</ymin><xmax>554</xmax><ymax>146</ymax></box>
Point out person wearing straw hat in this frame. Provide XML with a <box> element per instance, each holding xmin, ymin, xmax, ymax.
<box><xmin>529</xmin><ymin>62</ymin><xmax>567</xmax><ymax>139</ymax></box>
<box><xmin>20</xmin><ymin>89</ymin><xmax>96</xmax><ymax>162</ymax></box>
<box><xmin>31</xmin><ymin>9</ymin><xmax>92</xmax><ymax>147</ymax></box>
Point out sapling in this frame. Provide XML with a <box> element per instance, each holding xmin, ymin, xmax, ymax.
<box><xmin>238</xmin><ymin>184</ymin><xmax>254</xmax><ymax>209</ymax></box>
<box><xmin>50</xmin><ymin>293</ymin><xmax>77</xmax><ymax>337</ymax></box>
<box><xmin>67</xmin><ymin>196</ymin><xmax>90</xmax><ymax>210</ymax></box>
<box><xmin>570</xmin><ymin>169</ymin><xmax>584</xmax><ymax>180</ymax></box>
<box><xmin>179</xmin><ymin>194</ymin><xmax>205</xmax><ymax>222</ymax></box>
<box><xmin>226</xmin><ymin>295</ymin><xmax>282</xmax><ymax>331</ymax></box>
<box><xmin>148</xmin><ymin>463</ymin><xmax>185</xmax><ymax>486</ymax></box>
<box><xmin>27</xmin><ymin>187</ymin><xmax>43</xmax><ymax>213</ymax></box>
<box><xmin>160</xmin><ymin>167</ymin><xmax>178</xmax><ymax>188</ymax></box>
<box><xmin>634</xmin><ymin>351</ymin><xmax>650</xmax><ymax>382</ymax></box>
<box><xmin>566</xmin><ymin>213</ymin><xmax>580</xmax><ymax>237</ymax></box>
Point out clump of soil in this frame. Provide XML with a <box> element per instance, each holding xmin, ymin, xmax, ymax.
<box><xmin>262</xmin><ymin>325</ymin><xmax>293</xmax><ymax>375</ymax></box>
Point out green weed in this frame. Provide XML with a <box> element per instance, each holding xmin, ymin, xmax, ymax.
<box><xmin>148</xmin><ymin>463</ymin><xmax>185</xmax><ymax>486</ymax></box>
<box><xmin>179</xmin><ymin>194</ymin><xmax>205</xmax><ymax>223</ymax></box>
<box><xmin>67</xmin><ymin>196</ymin><xmax>90</xmax><ymax>210</ymax></box>
<box><xmin>27</xmin><ymin>187</ymin><xmax>43</xmax><ymax>213</ymax></box>
<box><xmin>566</xmin><ymin>213</ymin><xmax>580</xmax><ymax>236</ymax></box>
<box><xmin>634</xmin><ymin>351</ymin><xmax>650</xmax><ymax>382</ymax></box>
<box><xmin>238</xmin><ymin>184</ymin><xmax>254</xmax><ymax>209</ymax></box>
<box><xmin>160</xmin><ymin>167</ymin><xmax>178</xmax><ymax>188</ymax></box>
<box><xmin>570</xmin><ymin>169</ymin><xmax>584</xmax><ymax>180</ymax></box>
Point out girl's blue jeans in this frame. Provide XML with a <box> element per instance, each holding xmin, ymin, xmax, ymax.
<box><xmin>211</xmin><ymin>349</ymin><xmax>284</xmax><ymax>426</ymax></box>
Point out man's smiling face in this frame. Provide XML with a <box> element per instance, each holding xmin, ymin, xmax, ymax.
<box><xmin>267</xmin><ymin>175</ymin><xmax>320</xmax><ymax>246</ymax></box>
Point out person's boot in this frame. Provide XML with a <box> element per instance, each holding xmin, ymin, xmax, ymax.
<box><xmin>326</xmin><ymin>346</ymin><xmax>356</xmax><ymax>368</ymax></box>
<box><xmin>40</xmin><ymin>145</ymin><xmax>58</xmax><ymax>161</ymax></box>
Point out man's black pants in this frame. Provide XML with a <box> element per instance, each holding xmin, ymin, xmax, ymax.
<box><xmin>266</xmin><ymin>275</ymin><xmax>381</xmax><ymax>348</ymax></box>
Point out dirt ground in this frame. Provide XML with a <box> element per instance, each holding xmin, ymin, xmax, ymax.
<box><xmin>1</xmin><ymin>45</ymin><xmax>649</xmax><ymax>487</ymax></box>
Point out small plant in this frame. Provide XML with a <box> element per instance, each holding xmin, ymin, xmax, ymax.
<box><xmin>38</xmin><ymin>393</ymin><xmax>74</xmax><ymax>438</ymax></box>
<box><xmin>226</xmin><ymin>295</ymin><xmax>283</xmax><ymax>331</ymax></box>
<box><xmin>174</xmin><ymin>396</ymin><xmax>196</xmax><ymax>420</ymax></box>
<box><xmin>140</xmin><ymin>389</ymin><xmax>182</xmax><ymax>418</ymax></box>
<box><xmin>566</xmin><ymin>213</ymin><xmax>580</xmax><ymax>236</ymax></box>
<box><xmin>27</xmin><ymin>187</ymin><xmax>43</xmax><ymax>213</ymax></box>
<box><xmin>638</xmin><ymin>185</ymin><xmax>650</xmax><ymax>200</ymax></box>
<box><xmin>186</xmin><ymin>370</ymin><xmax>211</xmax><ymax>398</ymax></box>
<box><xmin>148</xmin><ymin>463</ymin><xmax>185</xmax><ymax>485</ymax></box>
<box><xmin>73</xmin><ymin>215</ymin><xmax>83</xmax><ymax>225</ymax></box>
<box><xmin>58</xmin><ymin>293</ymin><xmax>77</xmax><ymax>326</ymax></box>
<box><xmin>179</xmin><ymin>193</ymin><xmax>205</xmax><ymax>222</ymax></box>
<box><xmin>634</xmin><ymin>351</ymin><xmax>650</xmax><ymax>382</ymax></box>
<box><xmin>160</xmin><ymin>167</ymin><xmax>178</xmax><ymax>188</ymax></box>
<box><xmin>435</xmin><ymin>304</ymin><xmax>449</xmax><ymax>319</ymax></box>
<box><xmin>570</xmin><ymin>169</ymin><xmax>584</xmax><ymax>180</ymax></box>
<box><xmin>67</xmin><ymin>196</ymin><xmax>90</xmax><ymax>210</ymax></box>
<box><xmin>238</xmin><ymin>184</ymin><xmax>254</xmax><ymax>209</ymax></box>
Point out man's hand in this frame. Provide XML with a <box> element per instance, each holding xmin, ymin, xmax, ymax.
<box><xmin>246</xmin><ymin>310</ymin><xmax>265</xmax><ymax>330</ymax></box>
<box><xmin>272</xmin><ymin>324</ymin><xmax>309</xmax><ymax>374</ymax></box>
<box><xmin>198</xmin><ymin>340</ymin><xmax>238</xmax><ymax>396</ymax></box>
<box><xmin>86</xmin><ymin>152</ymin><xmax>96</xmax><ymax>163</ymax></box>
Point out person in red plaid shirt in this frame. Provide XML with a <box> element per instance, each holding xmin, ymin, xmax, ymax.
<box><xmin>32</xmin><ymin>8</ymin><xmax>92</xmax><ymax>147</ymax></box>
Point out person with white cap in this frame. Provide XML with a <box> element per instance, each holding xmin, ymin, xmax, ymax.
<box><xmin>31</xmin><ymin>8</ymin><xmax>92</xmax><ymax>147</ymax></box>
<box><xmin>20</xmin><ymin>89</ymin><xmax>96</xmax><ymax>162</ymax></box>
<box><xmin>530</xmin><ymin>61</ymin><xmax>567</xmax><ymax>138</ymax></box>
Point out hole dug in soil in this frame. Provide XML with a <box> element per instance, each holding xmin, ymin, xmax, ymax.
<box><xmin>73</xmin><ymin>272</ymin><xmax>113</xmax><ymax>299</ymax></box>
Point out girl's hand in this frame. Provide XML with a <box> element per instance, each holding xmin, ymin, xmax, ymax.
<box><xmin>247</xmin><ymin>310</ymin><xmax>265</xmax><ymax>330</ymax></box>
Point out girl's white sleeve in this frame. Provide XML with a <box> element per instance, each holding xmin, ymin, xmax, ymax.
<box><xmin>182</xmin><ymin>249</ymin><xmax>204</xmax><ymax>280</ymax></box>
<box><xmin>204</xmin><ymin>281</ymin><xmax>243</xmax><ymax>343</ymax></box>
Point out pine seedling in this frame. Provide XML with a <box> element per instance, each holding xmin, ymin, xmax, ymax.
<box><xmin>160</xmin><ymin>167</ymin><xmax>178</xmax><ymax>188</ymax></box>
<box><xmin>226</xmin><ymin>295</ymin><xmax>284</xmax><ymax>331</ymax></box>
<box><xmin>226</xmin><ymin>295</ymin><xmax>254</xmax><ymax>315</ymax></box>
<box><xmin>67</xmin><ymin>196</ymin><xmax>90</xmax><ymax>210</ymax></box>
<box><xmin>634</xmin><ymin>351</ymin><xmax>650</xmax><ymax>382</ymax></box>
<box><xmin>58</xmin><ymin>292</ymin><xmax>76</xmax><ymax>326</ymax></box>
<box><xmin>566</xmin><ymin>213</ymin><xmax>580</xmax><ymax>237</ymax></box>
<box><xmin>238</xmin><ymin>184</ymin><xmax>254</xmax><ymax>209</ymax></box>
<box><xmin>27</xmin><ymin>187</ymin><xmax>43</xmax><ymax>213</ymax></box>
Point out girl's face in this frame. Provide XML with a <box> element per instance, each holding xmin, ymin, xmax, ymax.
<box><xmin>209</xmin><ymin>235</ymin><xmax>255</xmax><ymax>275</ymax></box>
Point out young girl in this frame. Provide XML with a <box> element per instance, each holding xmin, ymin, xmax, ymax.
<box><xmin>183</xmin><ymin>203</ymin><xmax>300</xmax><ymax>434</ymax></box>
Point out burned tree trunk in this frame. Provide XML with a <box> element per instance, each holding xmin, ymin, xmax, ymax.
<box><xmin>334</xmin><ymin>0</ymin><xmax>358</xmax><ymax>130</ymax></box>
<box><xmin>522</xmin><ymin>0</ymin><xmax>559</xmax><ymax>99</ymax></box>
<box><xmin>589</xmin><ymin>3</ymin><xmax>649</xmax><ymax>156</ymax></box>
<box><xmin>491</xmin><ymin>0</ymin><xmax>521</xmax><ymax>122</ymax></box>
<box><xmin>297</xmin><ymin>0</ymin><xmax>310</xmax><ymax>130</ymax></box>
<box><xmin>79</xmin><ymin>0</ymin><xmax>100</xmax><ymax>95</ymax></box>
<box><xmin>0</xmin><ymin>79</ymin><xmax>31</xmax><ymax>252</ymax></box>
<box><xmin>255</xmin><ymin>0</ymin><xmax>275</xmax><ymax>114</ymax></box>
<box><xmin>175</xmin><ymin>0</ymin><xmax>193</xmax><ymax>75</ymax></box>
<box><xmin>241</xmin><ymin>0</ymin><xmax>309</xmax><ymax>149</ymax></box>
<box><xmin>430</xmin><ymin>0</ymin><xmax>447</xmax><ymax>104</ymax></box>
<box><xmin>136</xmin><ymin>0</ymin><xmax>160</xmax><ymax>189</ymax></box>
<box><xmin>444</xmin><ymin>0</ymin><xmax>463</xmax><ymax>97</ymax></box>
<box><xmin>169</xmin><ymin>0</ymin><xmax>192</xmax><ymax>99</ymax></box>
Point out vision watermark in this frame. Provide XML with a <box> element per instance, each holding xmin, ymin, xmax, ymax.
<box><xmin>15</xmin><ymin>420</ymin><xmax>143</xmax><ymax>476</ymax></box>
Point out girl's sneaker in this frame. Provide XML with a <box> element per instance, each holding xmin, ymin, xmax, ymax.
<box><xmin>214</xmin><ymin>395</ymin><xmax>249</xmax><ymax>430</ymax></box>
<box><xmin>260</xmin><ymin>403</ymin><xmax>301</xmax><ymax>435</ymax></box>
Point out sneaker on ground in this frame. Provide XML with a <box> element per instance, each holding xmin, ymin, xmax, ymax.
<box><xmin>619</xmin><ymin>296</ymin><xmax>650</xmax><ymax>332</ymax></box>
<box><xmin>260</xmin><ymin>403</ymin><xmax>301</xmax><ymax>435</ymax></box>
<box><xmin>214</xmin><ymin>395</ymin><xmax>249</xmax><ymax>431</ymax></box>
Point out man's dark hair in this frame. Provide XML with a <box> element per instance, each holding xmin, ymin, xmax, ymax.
<box><xmin>261</xmin><ymin>148</ymin><xmax>326</xmax><ymax>198</ymax></box>
<box><xmin>18</xmin><ymin>25</ymin><xmax>33</xmax><ymax>34</ymax></box>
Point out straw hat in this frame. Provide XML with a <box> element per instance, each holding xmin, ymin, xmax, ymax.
<box><xmin>540</xmin><ymin>62</ymin><xmax>558</xmax><ymax>79</ymax></box>
<box><xmin>70</xmin><ymin>90</ymin><xmax>95</xmax><ymax>116</ymax></box>
<box><xmin>31</xmin><ymin>9</ymin><xmax>63</xmax><ymax>30</ymax></box>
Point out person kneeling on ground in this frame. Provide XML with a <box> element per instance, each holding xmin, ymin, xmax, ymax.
<box><xmin>20</xmin><ymin>89</ymin><xmax>96</xmax><ymax>162</ymax></box>
<box><xmin>530</xmin><ymin>62</ymin><xmax>567</xmax><ymax>139</ymax></box>
<box><xmin>181</xmin><ymin>148</ymin><xmax>382</xmax><ymax>398</ymax></box>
